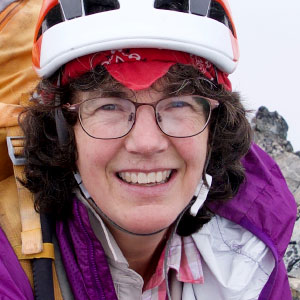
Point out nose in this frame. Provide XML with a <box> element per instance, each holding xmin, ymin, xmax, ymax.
<box><xmin>124</xmin><ymin>105</ymin><xmax>169</xmax><ymax>155</ymax></box>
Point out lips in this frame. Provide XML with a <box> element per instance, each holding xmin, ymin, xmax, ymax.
<box><xmin>118</xmin><ymin>170</ymin><xmax>173</xmax><ymax>185</ymax></box>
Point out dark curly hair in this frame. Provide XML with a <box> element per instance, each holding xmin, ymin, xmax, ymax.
<box><xmin>20</xmin><ymin>64</ymin><xmax>252</xmax><ymax>236</ymax></box>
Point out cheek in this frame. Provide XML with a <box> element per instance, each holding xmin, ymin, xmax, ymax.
<box><xmin>74</xmin><ymin>125</ymin><xmax>121</xmax><ymax>174</ymax></box>
<box><xmin>172</xmin><ymin>131</ymin><xmax>209</xmax><ymax>201</ymax></box>
<box><xmin>173</xmin><ymin>132</ymin><xmax>209</xmax><ymax>171</ymax></box>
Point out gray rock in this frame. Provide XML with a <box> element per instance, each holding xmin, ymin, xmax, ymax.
<box><xmin>252</xmin><ymin>106</ymin><xmax>294</xmax><ymax>157</ymax></box>
<box><xmin>284</xmin><ymin>217</ymin><xmax>300</xmax><ymax>276</ymax></box>
<box><xmin>253</xmin><ymin>106</ymin><xmax>289</xmax><ymax>141</ymax></box>
<box><xmin>253</xmin><ymin>130</ymin><xmax>294</xmax><ymax>157</ymax></box>
<box><xmin>275</xmin><ymin>153</ymin><xmax>300</xmax><ymax>202</ymax></box>
<box><xmin>290</xmin><ymin>278</ymin><xmax>300</xmax><ymax>299</ymax></box>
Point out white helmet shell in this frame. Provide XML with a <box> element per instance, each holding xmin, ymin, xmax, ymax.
<box><xmin>33</xmin><ymin>0</ymin><xmax>239</xmax><ymax>77</ymax></box>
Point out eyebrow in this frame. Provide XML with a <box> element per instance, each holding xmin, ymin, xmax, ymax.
<box><xmin>73</xmin><ymin>78</ymin><xmax>198</xmax><ymax>103</ymax></box>
<box><xmin>100</xmin><ymin>90</ymin><xmax>130</xmax><ymax>98</ymax></box>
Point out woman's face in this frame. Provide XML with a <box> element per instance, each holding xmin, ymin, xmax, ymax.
<box><xmin>74</xmin><ymin>86</ymin><xmax>209</xmax><ymax>234</ymax></box>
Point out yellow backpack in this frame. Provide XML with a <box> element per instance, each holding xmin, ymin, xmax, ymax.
<box><xmin>0</xmin><ymin>1</ymin><xmax>62</xmax><ymax>298</ymax></box>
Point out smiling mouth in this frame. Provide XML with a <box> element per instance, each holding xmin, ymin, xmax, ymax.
<box><xmin>117</xmin><ymin>170</ymin><xmax>174</xmax><ymax>186</ymax></box>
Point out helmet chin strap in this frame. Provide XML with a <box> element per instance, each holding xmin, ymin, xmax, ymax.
<box><xmin>190</xmin><ymin>174</ymin><xmax>212</xmax><ymax>216</ymax></box>
<box><xmin>74</xmin><ymin>172</ymin><xmax>169</xmax><ymax>236</ymax></box>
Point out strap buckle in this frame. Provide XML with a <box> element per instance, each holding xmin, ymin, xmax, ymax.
<box><xmin>6</xmin><ymin>136</ymin><xmax>26</xmax><ymax>165</ymax></box>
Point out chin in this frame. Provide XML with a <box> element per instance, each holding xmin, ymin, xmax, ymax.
<box><xmin>117</xmin><ymin>210</ymin><xmax>178</xmax><ymax>235</ymax></box>
<box><xmin>121</xmin><ymin>223</ymin><xmax>170</xmax><ymax>235</ymax></box>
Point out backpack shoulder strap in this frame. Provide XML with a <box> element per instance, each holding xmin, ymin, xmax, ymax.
<box><xmin>7</xmin><ymin>125</ymin><xmax>43</xmax><ymax>254</ymax></box>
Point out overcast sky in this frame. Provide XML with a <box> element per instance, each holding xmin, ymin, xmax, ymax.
<box><xmin>229</xmin><ymin>0</ymin><xmax>300</xmax><ymax>151</ymax></box>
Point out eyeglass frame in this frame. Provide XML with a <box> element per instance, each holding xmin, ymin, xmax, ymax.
<box><xmin>63</xmin><ymin>95</ymin><xmax>219</xmax><ymax>140</ymax></box>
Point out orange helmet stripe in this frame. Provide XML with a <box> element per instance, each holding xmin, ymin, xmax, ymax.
<box><xmin>32</xmin><ymin>33</ymin><xmax>43</xmax><ymax>69</ymax></box>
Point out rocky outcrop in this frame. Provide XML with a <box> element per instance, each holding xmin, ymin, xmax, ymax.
<box><xmin>253</xmin><ymin>106</ymin><xmax>294</xmax><ymax>156</ymax></box>
<box><xmin>252</xmin><ymin>106</ymin><xmax>300</xmax><ymax>297</ymax></box>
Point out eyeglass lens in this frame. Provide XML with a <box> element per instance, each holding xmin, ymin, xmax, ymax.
<box><xmin>79</xmin><ymin>95</ymin><xmax>212</xmax><ymax>139</ymax></box>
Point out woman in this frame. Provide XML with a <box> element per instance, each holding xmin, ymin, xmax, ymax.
<box><xmin>1</xmin><ymin>0</ymin><xmax>296</xmax><ymax>299</ymax></box>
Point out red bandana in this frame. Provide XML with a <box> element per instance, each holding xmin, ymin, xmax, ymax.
<box><xmin>62</xmin><ymin>48</ymin><xmax>231</xmax><ymax>91</ymax></box>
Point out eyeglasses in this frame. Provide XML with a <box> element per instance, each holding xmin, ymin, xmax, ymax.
<box><xmin>64</xmin><ymin>95</ymin><xmax>219</xmax><ymax>139</ymax></box>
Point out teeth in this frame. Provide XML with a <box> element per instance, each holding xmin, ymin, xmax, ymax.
<box><xmin>125</xmin><ymin>172</ymin><xmax>131</xmax><ymax>182</ymax></box>
<box><xmin>147</xmin><ymin>172</ymin><xmax>156</xmax><ymax>183</ymax></box>
<box><xmin>137</xmin><ymin>172</ymin><xmax>147</xmax><ymax>184</ymax></box>
<box><xmin>131</xmin><ymin>173</ymin><xmax>138</xmax><ymax>184</ymax></box>
<box><xmin>119</xmin><ymin>170</ymin><xmax>172</xmax><ymax>185</ymax></box>
<box><xmin>162</xmin><ymin>170</ymin><xmax>167</xmax><ymax>181</ymax></box>
<box><xmin>156</xmin><ymin>171</ymin><xmax>163</xmax><ymax>182</ymax></box>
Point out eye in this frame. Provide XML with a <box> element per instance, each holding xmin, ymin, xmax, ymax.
<box><xmin>158</xmin><ymin>96</ymin><xmax>196</xmax><ymax>113</ymax></box>
<box><xmin>91</xmin><ymin>101</ymin><xmax>125</xmax><ymax>113</ymax></box>
<box><xmin>99</xmin><ymin>104</ymin><xmax>118</xmax><ymax>111</ymax></box>
<box><xmin>82</xmin><ymin>97</ymin><xmax>134</xmax><ymax>117</ymax></box>
<box><xmin>170</xmin><ymin>101</ymin><xmax>191</xmax><ymax>108</ymax></box>
<box><xmin>164</xmin><ymin>99</ymin><xmax>193</xmax><ymax>111</ymax></box>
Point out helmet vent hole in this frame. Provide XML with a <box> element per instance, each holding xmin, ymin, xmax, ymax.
<box><xmin>154</xmin><ymin>0</ymin><xmax>189</xmax><ymax>13</ymax></box>
<box><xmin>84</xmin><ymin>0</ymin><xmax>120</xmax><ymax>15</ymax></box>
<box><xmin>36</xmin><ymin>4</ymin><xmax>64</xmax><ymax>41</ymax></box>
<box><xmin>208</xmin><ymin>0</ymin><xmax>235</xmax><ymax>36</ymax></box>
<box><xmin>60</xmin><ymin>0</ymin><xmax>83</xmax><ymax>20</ymax></box>
<box><xmin>190</xmin><ymin>0</ymin><xmax>211</xmax><ymax>16</ymax></box>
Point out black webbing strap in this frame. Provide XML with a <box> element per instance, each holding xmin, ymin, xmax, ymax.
<box><xmin>33</xmin><ymin>214</ymin><xmax>55</xmax><ymax>300</ymax></box>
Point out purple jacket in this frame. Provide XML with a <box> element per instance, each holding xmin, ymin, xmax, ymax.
<box><xmin>0</xmin><ymin>144</ymin><xmax>297</xmax><ymax>299</ymax></box>
<box><xmin>207</xmin><ymin>144</ymin><xmax>297</xmax><ymax>300</ymax></box>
